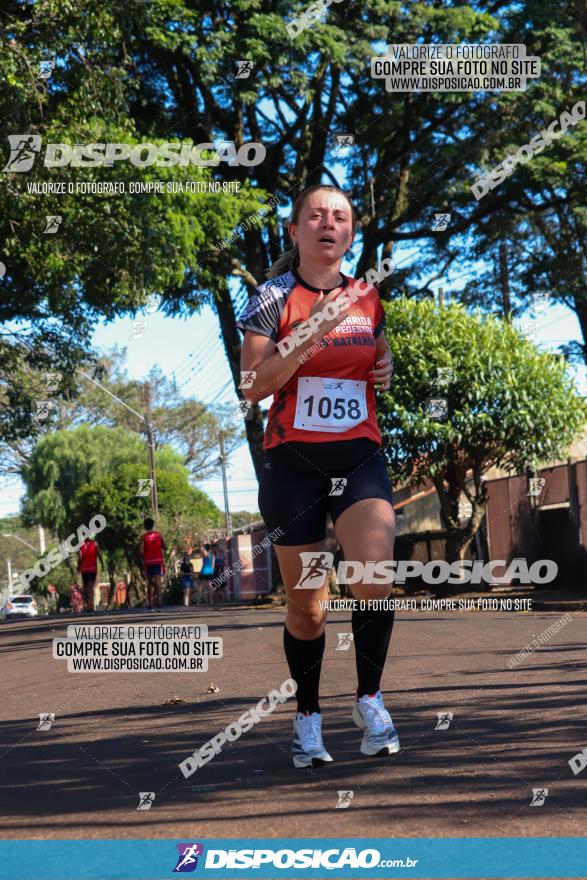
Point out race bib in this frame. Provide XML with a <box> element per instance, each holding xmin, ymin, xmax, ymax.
<box><xmin>293</xmin><ymin>377</ymin><xmax>368</xmax><ymax>433</ymax></box>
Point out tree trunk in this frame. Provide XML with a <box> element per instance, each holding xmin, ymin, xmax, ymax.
<box><xmin>215</xmin><ymin>287</ymin><xmax>266</xmax><ymax>480</ymax></box>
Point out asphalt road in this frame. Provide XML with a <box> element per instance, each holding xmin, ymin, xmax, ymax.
<box><xmin>1</xmin><ymin>606</ymin><xmax>585</xmax><ymax>842</ymax></box>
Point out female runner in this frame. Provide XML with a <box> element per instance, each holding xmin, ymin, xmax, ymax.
<box><xmin>237</xmin><ymin>184</ymin><xmax>398</xmax><ymax>768</ymax></box>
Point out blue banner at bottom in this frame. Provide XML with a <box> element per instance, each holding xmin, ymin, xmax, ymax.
<box><xmin>1</xmin><ymin>838</ymin><xmax>585</xmax><ymax>879</ymax></box>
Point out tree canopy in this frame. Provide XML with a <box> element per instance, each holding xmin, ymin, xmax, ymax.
<box><xmin>378</xmin><ymin>296</ymin><xmax>587</xmax><ymax>559</ymax></box>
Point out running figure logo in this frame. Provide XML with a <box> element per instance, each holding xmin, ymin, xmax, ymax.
<box><xmin>129</xmin><ymin>320</ymin><xmax>148</xmax><ymax>340</ymax></box>
<box><xmin>333</xmin><ymin>133</ymin><xmax>355</xmax><ymax>156</ymax></box>
<box><xmin>235</xmin><ymin>61</ymin><xmax>255</xmax><ymax>78</ymax></box>
<box><xmin>324</xmin><ymin>381</ymin><xmax>344</xmax><ymax>390</ymax></box>
<box><xmin>336</xmin><ymin>633</ymin><xmax>354</xmax><ymax>651</ymax></box>
<box><xmin>44</xmin><ymin>215</ymin><xmax>62</xmax><ymax>234</ymax></box>
<box><xmin>432</xmin><ymin>213</ymin><xmax>451</xmax><ymax>231</ymax></box>
<box><xmin>425</xmin><ymin>398</ymin><xmax>448</xmax><ymax>420</ymax></box>
<box><xmin>136</xmin><ymin>792</ymin><xmax>155</xmax><ymax>810</ymax></box>
<box><xmin>38</xmin><ymin>60</ymin><xmax>55</xmax><ymax>79</ymax></box>
<box><xmin>294</xmin><ymin>552</ymin><xmax>334</xmax><ymax>590</ymax></box>
<box><xmin>45</xmin><ymin>372</ymin><xmax>62</xmax><ymax>392</ymax></box>
<box><xmin>530</xmin><ymin>788</ymin><xmax>548</xmax><ymax>806</ymax></box>
<box><xmin>2</xmin><ymin>134</ymin><xmax>42</xmax><ymax>172</ymax></box>
<box><xmin>329</xmin><ymin>477</ymin><xmax>347</xmax><ymax>496</ymax></box>
<box><xmin>136</xmin><ymin>478</ymin><xmax>154</xmax><ymax>497</ymax></box>
<box><xmin>37</xmin><ymin>713</ymin><xmax>55</xmax><ymax>731</ymax></box>
<box><xmin>527</xmin><ymin>478</ymin><xmax>545</xmax><ymax>498</ymax></box>
<box><xmin>34</xmin><ymin>400</ymin><xmax>55</xmax><ymax>421</ymax></box>
<box><xmin>239</xmin><ymin>370</ymin><xmax>256</xmax><ymax>389</ymax></box>
<box><xmin>173</xmin><ymin>843</ymin><xmax>204</xmax><ymax>872</ymax></box>
<box><xmin>434</xmin><ymin>712</ymin><xmax>453</xmax><ymax>730</ymax></box>
<box><xmin>336</xmin><ymin>790</ymin><xmax>354</xmax><ymax>809</ymax></box>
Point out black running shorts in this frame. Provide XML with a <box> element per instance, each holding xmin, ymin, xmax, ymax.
<box><xmin>258</xmin><ymin>438</ymin><xmax>394</xmax><ymax>546</ymax></box>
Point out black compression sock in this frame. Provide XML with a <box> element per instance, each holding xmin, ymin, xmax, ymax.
<box><xmin>283</xmin><ymin>625</ymin><xmax>325</xmax><ymax>715</ymax></box>
<box><xmin>352</xmin><ymin>606</ymin><xmax>395</xmax><ymax>698</ymax></box>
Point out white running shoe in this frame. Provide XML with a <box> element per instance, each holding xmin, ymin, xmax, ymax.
<box><xmin>292</xmin><ymin>712</ymin><xmax>334</xmax><ymax>768</ymax></box>
<box><xmin>352</xmin><ymin>691</ymin><xmax>400</xmax><ymax>756</ymax></box>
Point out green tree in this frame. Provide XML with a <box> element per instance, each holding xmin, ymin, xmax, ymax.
<box><xmin>378</xmin><ymin>298</ymin><xmax>587</xmax><ymax>563</ymax></box>
<box><xmin>0</xmin><ymin>348</ymin><xmax>242</xmax><ymax>479</ymax></box>
<box><xmin>75</xmin><ymin>462</ymin><xmax>221</xmax><ymax>604</ymax></box>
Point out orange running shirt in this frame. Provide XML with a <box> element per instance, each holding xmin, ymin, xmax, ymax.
<box><xmin>236</xmin><ymin>267</ymin><xmax>385</xmax><ymax>450</ymax></box>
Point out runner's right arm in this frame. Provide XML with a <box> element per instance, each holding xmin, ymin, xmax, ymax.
<box><xmin>241</xmin><ymin>288</ymin><xmax>352</xmax><ymax>405</ymax></box>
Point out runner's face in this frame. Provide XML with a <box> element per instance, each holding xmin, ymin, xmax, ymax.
<box><xmin>290</xmin><ymin>192</ymin><xmax>354</xmax><ymax>267</ymax></box>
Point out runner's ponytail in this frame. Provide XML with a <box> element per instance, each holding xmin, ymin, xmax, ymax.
<box><xmin>265</xmin><ymin>245</ymin><xmax>299</xmax><ymax>279</ymax></box>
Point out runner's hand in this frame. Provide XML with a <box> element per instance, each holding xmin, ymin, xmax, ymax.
<box><xmin>368</xmin><ymin>349</ymin><xmax>394</xmax><ymax>390</ymax></box>
<box><xmin>306</xmin><ymin>287</ymin><xmax>352</xmax><ymax>338</ymax></box>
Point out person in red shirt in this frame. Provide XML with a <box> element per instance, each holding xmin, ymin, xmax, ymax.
<box><xmin>78</xmin><ymin>535</ymin><xmax>104</xmax><ymax>613</ymax></box>
<box><xmin>237</xmin><ymin>184</ymin><xmax>398</xmax><ymax>769</ymax></box>
<box><xmin>140</xmin><ymin>517</ymin><xmax>167</xmax><ymax>612</ymax></box>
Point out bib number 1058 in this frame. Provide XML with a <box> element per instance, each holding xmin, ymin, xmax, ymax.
<box><xmin>293</xmin><ymin>377</ymin><xmax>368</xmax><ymax>432</ymax></box>
<box><xmin>302</xmin><ymin>395</ymin><xmax>362</xmax><ymax>421</ymax></box>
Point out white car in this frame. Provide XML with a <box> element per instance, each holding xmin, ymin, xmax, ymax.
<box><xmin>3</xmin><ymin>595</ymin><xmax>38</xmax><ymax>619</ymax></box>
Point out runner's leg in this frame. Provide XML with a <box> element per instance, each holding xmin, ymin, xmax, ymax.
<box><xmin>333</xmin><ymin>498</ymin><xmax>396</xmax><ymax>695</ymax></box>
<box><xmin>275</xmin><ymin>540</ymin><xmax>330</xmax><ymax>714</ymax></box>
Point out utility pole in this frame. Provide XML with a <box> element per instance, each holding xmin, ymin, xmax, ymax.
<box><xmin>218</xmin><ymin>432</ymin><xmax>232</xmax><ymax>537</ymax></box>
<box><xmin>144</xmin><ymin>381</ymin><xmax>159</xmax><ymax>521</ymax></box>
<box><xmin>38</xmin><ymin>525</ymin><xmax>46</xmax><ymax>555</ymax></box>
<box><xmin>438</xmin><ymin>287</ymin><xmax>445</xmax><ymax>308</ymax></box>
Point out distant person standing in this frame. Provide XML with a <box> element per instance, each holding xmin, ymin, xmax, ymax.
<box><xmin>141</xmin><ymin>518</ymin><xmax>167</xmax><ymax>612</ymax></box>
<box><xmin>180</xmin><ymin>553</ymin><xmax>194</xmax><ymax>607</ymax></box>
<box><xmin>211</xmin><ymin>546</ymin><xmax>227</xmax><ymax>605</ymax></box>
<box><xmin>196</xmin><ymin>543</ymin><xmax>215</xmax><ymax>604</ymax></box>
<box><xmin>78</xmin><ymin>534</ymin><xmax>104</xmax><ymax>613</ymax></box>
